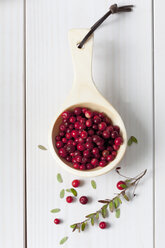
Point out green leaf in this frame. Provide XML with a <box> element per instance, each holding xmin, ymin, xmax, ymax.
<box><xmin>118</xmin><ymin>197</ymin><xmax>122</xmax><ymax>204</ymax></box>
<box><xmin>123</xmin><ymin>194</ymin><xmax>129</xmax><ymax>201</ymax></box>
<box><xmin>96</xmin><ymin>212</ymin><xmax>99</xmax><ymax>219</ymax></box>
<box><xmin>109</xmin><ymin>201</ymin><xmax>114</xmax><ymax>212</ymax></box>
<box><xmin>91</xmin><ymin>217</ymin><xmax>94</xmax><ymax>226</ymax></box>
<box><xmin>120</xmin><ymin>184</ymin><xmax>127</xmax><ymax>189</ymax></box>
<box><xmin>91</xmin><ymin>180</ymin><xmax>97</xmax><ymax>189</ymax></box>
<box><xmin>57</xmin><ymin>173</ymin><xmax>63</xmax><ymax>183</ymax></box>
<box><xmin>38</xmin><ymin>145</ymin><xmax>47</xmax><ymax>150</ymax></box>
<box><xmin>101</xmin><ymin>205</ymin><xmax>107</xmax><ymax>218</ymax></box>
<box><xmin>50</xmin><ymin>208</ymin><xmax>60</xmax><ymax>213</ymax></box>
<box><xmin>59</xmin><ymin>236</ymin><xmax>68</xmax><ymax>245</ymax></box>
<box><xmin>86</xmin><ymin>213</ymin><xmax>95</xmax><ymax>218</ymax></box>
<box><xmin>70</xmin><ymin>188</ymin><xmax>77</xmax><ymax>197</ymax></box>
<box><xmin>66</xmin><ymin>189</ymin><xmax>71</xmax><ymax>192</ymax></box>
<box><xmin>128</xmin><ymin>136</ymin><xmax>138</xmax><ymax>146</ymax></box>
<box><xmin>81</xmin><ymin>222</ymin><xmax>86</xmax><ymax>231</ymax></box>
<box><xmin>70</xmin><ymin>224</ymin><xmax>76</xmax><ymax>228</ymax></box>
<box><xmin>70</xmin><ymin>224</ymin><xmax>77</xmax><ymax>232</ymax></box>
<box><xmin>116</xmin><ymin>208</ymin><xmax>120</xmax><ymax>218</ymax></box>
<box><xmin>114</xmin><ymin>198</ymin><xmax>119</xmax><ymax>208</ymax></box>
<box><xmin>60</xmin><ymin>189</ymin><xmax>65</xmax><ymax>198</ymax></box>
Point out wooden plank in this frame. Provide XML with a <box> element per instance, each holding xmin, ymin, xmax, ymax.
<box><xmin>0</xmin><ymin>0</ymin><xmax>25</xmax><ymax>247</ymax></box>
<box><xmin>154</xmin><ymin>1</ymin><xmax>165</xmax><ymax>247</ymax></box>
<box><xmin>26</xmin><ymin>0</ymin><xmax>154</xmax><ymax>247</ymax></box>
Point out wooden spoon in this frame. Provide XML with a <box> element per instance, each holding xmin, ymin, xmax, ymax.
<box><xmin>49</xmin><ymin>29</ymin><xmax>127</xmax><ymax>177</ymax></box>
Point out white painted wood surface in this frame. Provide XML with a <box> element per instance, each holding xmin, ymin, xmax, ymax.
<box><xmin>154</xmin><ymin>1</ymin><xmax>165</xmax><ymax>248</ymax></box>
<box><xmin>1</xmin><ymin>0</ymin><xmax>165</xmax><ymax>247</ymax></box>
<box><xmin>0</xmin><ymin>0</ymin><xmax>24</xmax><ymax>248</ymax></box>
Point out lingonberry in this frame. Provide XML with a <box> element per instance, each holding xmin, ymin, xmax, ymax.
<box><xmin>92</xmin><ymin>135</ymin><xmax>100</xmax><ymax>143</ymax></box>
<box><xmin>54</xmin><ymin>218</ymin><xmax>60</xmax><ymax>224</ymax></box>
<box><xmin>73</xmin><ymin>163</ymin><xmax>80</xmax><ymax>169</ymax></box>
<box><xmin>79</xmin><ymin>123</ymin><xmax>86</xmax><ymax>130</ymax></box>
<box><xmin>66</xmin><ymin>132</ymin><xmax>72</xmax><ymax>139</ymax></box>
<box><xmin>113</xmin><ymin>125</ymin><xmax>120</xmax><ymax>133</ymax></box>
<box><xmin>62</xmin><ymin>137</ymin><xmax>67</xmax><ymax>143</ymax></box>
<box><xmin>71</xmin><ymin>130</ymin><xmax>79</xmax><ymax>138</ymax></box>
<box><xmin>86</xmin><ymin>119</ymin><xmax>93</xmax><ymax>127</ymax></box>
<box><xmin>66</xmin><ymin>144</ymin><xmax>75</xmax><ymax>153</ymax></box>
<box><xmin>92</xmin><ymin>147</ymin><xmax>99</xmax><ymax>155</ymax></box>
<box><xmin>117</xmin><ymin>181</ymin><xmax>126</xmax><ymax>190</ymax></box>
<box><xmin>115</xmin><ymin>137</ymin><xmax>123</xmax><ymax>146</ymax></box>
<box><xmin>107</xmin><ymin>154</ymin><xmax>115</xmax><ymax>162</ymax></box>
<box><xmin>75</xmin><ymin>155</ymin><xmax>82</xmax><ymax>163</ymax></box>
<box><xmin>102</xmin><ymin>130</ymin><xmax>110</xmax><ymax>139</ymax></box>
<box><xmin>88</xmin><ymin>129</ymin><xmax>95</xmax><ymax>136</ymax></box>
<box><xmin>69</xmin><ymin>124</ymin><xmax>74</xmax><ymax>130</ymax></box>
<box><xmin>98</xmin><ymin>122</ymin><xmax>107</xmax><ymax>131</ymax></box>
<box><xmin>72</xmin><ymin>179</ymin><xmax>80</xmax><ymax>188</ymax></box>
<box><xmin>77</xmin><ymin>144</ymin><xmax>85</xmax><ymax>151</ymax></box>
<box><xmin>66</xmin><ymin>196</ymin><xmax>73</xmax><ymax>203</ymax></box>
<box><xmin>81</xmin><ymin>130</ymin><xmax>88</xmax><ymax>139</ymax></box>
<box><xmin>59</xmin><ymin>131</ymin><xmax>65</xmax><ymax>137</ymax></box>
<box><xmin>83</xmin><ymin>149</ymin><xmax>91</xmax><ymax>158</ymax></box>
<box><xmin>79</xmin><ymin>164</ymin><xmax>86</xmax><ymax>170</ymax></box>
<box><xmin>66</xmin><ymin>156</ymin><xmax>72</xmax><ymax>162</ymax></box>
<box><xmin>56</xmin><ymin>141</ymin><xmax>64</xmax><ymax>149</ymax></box>
<box><xmin>112</xmin><ymin>151</ymin><xmax>117</xmax><ymax>157</ymax></box>
<box><xmin>92</xmin><ymin>124</ymin><xmax>98</xmax><ymax>130</ymax></box>
<box><xmin>99</xmin><ymin>161</ymin><xmax>107</xmax><ymax>167</ymax></box>
<box><xmin>58</xmin><ymin>148</ymin><xmax>67</xmax><ymax>158</ymax></box>
<box><xmin>85</xmin><ymin>110</ymin><xmax>93</xmax><ymax>119</ymax></box>
<box><xmin>99</xmin><ymin>221</ymin><xmax>106</xmax><ymax>229</ymax></box>
<box><xmin>113</xmin><ymin>144</ymin><xmax>120</xmax><ymax>151</ymax></box>
<box><xmin>55</xmin><ymin>135</ymin><xmax>61</xmax><ymax>141</ymax></box>
<box><xmin>85</xmin><ymin>142</ymin><xmax>94</xmax><ymax>150</ymax></box>
<box><xmin>69</xmin><ymin>116</ymin><xmax>76</xmax><ymax>123</ymax></box>
<box><xmin>78</xmin><ymin>137</ymin><xmax>85</xmax><ymax>144</ymax></box>
<box><xmin>74</xmin><ymin>107</ymin><xmax>82</xmax><ymax>115</ymax></box>
<box><xmin>86</xmin><ymin>136</ymin><xmax>93</xmax><ymax>143</ymax></box>
<box><xmin>74</xmin><ymin>122</ymin><xmax>80</xmax><ymax>129</ymax></box>
<box><xmin>102</xmin><ymin>150</ymin><xmax>109</xmax><ymax>158</ymax></box>
<box><xmin>111</xmin><ymin>131</ymin><xmax>118</xmax><ymax>139</ymax></box>
<box><xmin>62</xmin><ymin>111</ymin><xmax>71</xmax><ymax>119</ymax></box>
<box><xmin>91</xmin><ymin>158</ymin><xmax>99</xmax><ymax>167</ymax></box>
<box><xmin>79</xmin><ymin>196</ymin><xmax>88</xmax><ymax>204</ymax></box>
<box><xmin>86</xmin><ymin>163</ymin><xmax>94</xmax><ymax>170</ymax></box>
<box><xmin>93</xmin><ymin>115</ymin><xmax>101</xmax><ymax>124</ymax></box>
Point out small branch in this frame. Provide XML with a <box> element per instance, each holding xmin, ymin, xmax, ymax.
<box><xmin>70</xmin><ymin>169</ymin><xmax>147</xmax><ymax>232</ymax></box>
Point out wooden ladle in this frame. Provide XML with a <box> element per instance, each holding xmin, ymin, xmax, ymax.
<box><xmin>49</xmin><ymin>29</ymin><xmax>127</xmax><ymax>177</ymax></box>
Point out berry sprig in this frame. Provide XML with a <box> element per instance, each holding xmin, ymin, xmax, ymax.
<box><xmin>70</xmin><ymin>168</ymin><xmax>147</xmax><ymax>232</ymax></box>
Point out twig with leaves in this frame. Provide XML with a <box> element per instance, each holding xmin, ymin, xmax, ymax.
<box><xmin>70</xmin><ymin>168</ymin><xmax>147</xmax><ymax>232</ymax></box>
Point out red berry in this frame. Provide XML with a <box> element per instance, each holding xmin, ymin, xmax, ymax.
<box><xmin>81</xmin><ymin>157</ymin><xmax>88</xmax><ymax>164</ymax></box>
<box><xmin>98</xmin><ymin>122</ymin><xmax>107</xmax><ymax>131</ymax></box>
<box><xmin>69</xmin><ymin>116</ymin><xmax>76</xmax><ymax>123</ymax></box>
<box><xmin>81</xmin><ymin>131</ymin><xmax>88</xmax><ymax>139</ymax></box>
<box><xmin>117</xmin><ymin>181</ymin><xmax>126</xmax><ymax>190</ymax></box>
<box><xmin>75</xmin><ymin>155</ymin><xmax>82</xmax><ymax>163</ymax></box>
<box><xmin>82</xmin><ymin>108</ymin><xmax>87</xmax><ymax>114</ymax></box>
<box><xmin>80</xmin><ymin>118</ymin><xmax>86</xmax><ymax>124</ymax></box>
<box><xmin>85</xmin><ymin>142</ymin><xmax>94</xmax><ymax>150</ymax></box>
<box><xmin>56</xmin><ymin>141</ymin><xmax>64</xmax><ymax>149</ymax></box>
<box><xmin>113</xmin><ymin>125</ymin><xmax>120</xmax><ymax>133</ymax></box>
<box><xmin>99</xmin><ymin>112</ymin><xmax>105</xmax><ymax>119</ymax></box>
<box><xmin>91</xmin><ymin>158</ymin><xmax>99</xmax><ymax>167</ymax></box>
<box><xmin>58</xmin><ymin>148</ymin><xmax>67</xmax><ymax>158</ymax></box>
<box><xmin>54</xmin><ymin>218</ymin><xmax>60</xmax><ymax>224</ymax></box>
<box><xmin>59</xmin><ymin>131</ymin><xmax>65</xmax><ymax>137</ymax></box>
<box><xmin>66</xmin><ymin>144</ymin><xmax>76</xmax><ymax>153</ymax></box>
<box><xmin>60</xmin><ymin>124</ymin><xmax>66</xmax><ymax>132</ymax></box>
<box><xmin>79</xmin><ymin>196</ymin><xmax>88</xmax><ymax>204</ymax></box>
<box><xmin>107</xmin><ymin>154</ymin><xmax>115</xmax><ymax>162</ymax></box>
<box><xmin>112</xmin><ymin>151</ymin><xmax>117</xmax><ymax>157</ymax></box>
<box><xmin>79</xmin><ymin>123</ymin><xmax>86</xmax><ymax>130</ymax></box>
<box><xmin>66</xmin><ymin>156</ymin><xmax>72</xmax><ymax>162</ymax></box>
<box><xmin>55</xmin><ymin>135</ymin><xmax>61</xmax><ymax>141</ymax></box>
<box><xmin>66</xmin><ymin>132</ymin><xmax>72</xmax><ymax>139</ymax></box>
<box><xmin>93</xmin><ymin>115</ymin><xmax>101</xmax><ymax>124</ymax></box>
<box><xmin>92</xmin><ymin>135</ymin><xmax>100</xmax><ymax>143</ymax></box>
<box><xmin>99</xmin><ymin>221</ymin><xmax>106</xmax><ymax>229</ymax></box>
<box><xmin>66</xmin><ymin>196</ymin><xmax>73</xmax><ymax>203</ymax></box>
<box><xmin>113</xmin><ymin>144</ymin><xmax>120</xmax><ymax>151</ymax></box>
<box><xmin>102</xmin><ymin>150</ymin><xmax>109</xmax><ymax>158</ymax></box>
<box><xmin>72</xmin><ymin>179</ymin><xmax>80</xmax><ymax>188</ymax></box>
<box><xmin>71</xmin><ymin>130</ymin><xmax>79</xmax><ymax>138</ymax></box>
<box><xmin>106</xmin><ymin>125</ymin><xmax>114</xmax><ymax>133</ymax></box>
<box><xmin>115</xmin><ymin>137</ymin><xmax>123</xmax><ymax>146</ymax></box>
<box><xmin>83</xmin><ymin>149</ymin><xmax>91</xmax><ymax>158</ymax></box>
<box><xmin>107</xmin><ymin>146</ymin><xmax>113</xmax><ymax>153</ymax></box>
<box><xmin>86</xmin><ymin>136</ymin><xmax>93</xmax><ymax>143</ymax></box>
<box><xmin>88</xmin><ymin>129</ymin><xmax>95</xmax><ymax>136</ymax></box>
<box><xmin>86</xmin><ymin>119</ymin><xmax>93</xmax><ymax>127</ymax></box>
<box><xmin>62</xmin><ymin>137</ymin><xmax>67</xmax><ymax>143</ymax></box>
<box><xmin>74</xmin><ymin>107</ymin><xmax>82</xmax><ymax>115</ymax></box>
<box><xmin>74</xmin><ymin>150</ymin><xmax>81</xmax><ymax>157</ymax></box>
<box><xmin>74</xmin><ymin>122</ymin><xmax>80</xmax><ymax>129</ymax></box>
<box><xmin>79</xmin><ymin>164</ymin><xmax>86</xmax><ymax>170</ymax></box>
<box><xmin>92</xmin><ymin>124</ymin><xmax>98</xmax><ymax>130</ymax></box>
<box><xmin>78</xmin><ymin>137</ymin><xmax>85</xmax><ymax>144</ymax></box>
<box><xmin>62</xmin><ymin>111</ymin><xmax>71</xmax><ymax>119</ymax></box>
<box><xmin>102</xmin><ymin>130</ymin><xmax>110</xmax><ymax>139</ymax></box>
<box><xmin>86</xmin><ymin>163</ymin><xmax>94</xmax><ymax>169</ymax></box>
<box><xmin>92</xmin><ymin>147</ymin><xmax>99</xmax><ymax>155</ymax></box>
<box><xmin>111</xmin><ymin>131</ymin><xmax>118</xmax><ymax>139</ymax></box>
<box><xmin>73</xmin><ymin>163</ymin><xmax>80</xmax><ymax>169</ymax></box>
<box><xmin>85</xmin><ymin>110</ymin><xmax>93</xmax><ymax>119</ymax></box>
<box><xmin>99</xmin><ymin>161</ymin><xmax>107</xmax><ymax>167</ymax></box>
<box><xmin>77</xmin><ymin>144</ymin><xmax>85</xmax><ymax>151</ymax></box>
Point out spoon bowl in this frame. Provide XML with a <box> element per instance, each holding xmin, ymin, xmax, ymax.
<box><xmin>49</xmin><ymin>29</ymin><xmax>127</xmax><ymax>177</ymax></box>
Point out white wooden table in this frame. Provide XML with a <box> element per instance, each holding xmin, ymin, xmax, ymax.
<box><xmin>0</xmin><ymin>0</ymin><xmax>164</xmax><ymax>247</ymax></box>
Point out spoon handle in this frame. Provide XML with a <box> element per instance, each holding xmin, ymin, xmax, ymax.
<box><xmin>68</xmin><ymin>29</ymin><xmax>94</xmax><ymax>89</ymax></box>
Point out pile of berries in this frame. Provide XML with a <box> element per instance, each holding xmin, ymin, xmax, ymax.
<box><xmin>55</xmin><ymin>107</ymin><xmax>123</xmax><ymax>170</ymax></box>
